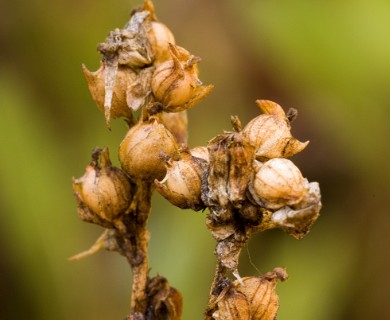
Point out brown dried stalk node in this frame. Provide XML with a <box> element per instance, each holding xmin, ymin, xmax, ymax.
<box><xmin>72</xmin><ymin>1</ymin><xmax>322</xmax><ymax>319</ymax></box>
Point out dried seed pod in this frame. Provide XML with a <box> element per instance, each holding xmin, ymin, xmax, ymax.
<box><xmin>157</xmin><ymin>110</ymin><xmax>188</xmax><ymax>145</ymax></box>
<box><xmin>233</xmin><ymin>268</ymin><xmax>288</xmax><ymax>320</ymax></box>
<box><xmin>213</xmin><ymin>288</ymin><xmax>250</xmax><ymax>320</ymax></box>
<box><xmin>119</xmin><ymin>118</ymin><xmax>180</xmax><ymax>181</ymax></box>
<box><xmin>82</xmin><ymin>62</ymin><xmax>136</xmax><ymax>124</ymax></box>
<box><xmin>190</xmin><ymin>146</ymin><xmax>209</xmax><ymax>162</ymax></box>
<box><xmin>151</xmin><ymin>44</ymin><xmax>214</xmax><ymax>112</ymax></box>
<box><xmin>73</xmin><ymin>148</ymin><xmax>132</xmax><ymax>223</ymax></box>
<box><xmin>143</xmin><ymin>0</ymin><xmax>176</xmax><ymax>65</ymax></box>
<box><xmin>249</xmin><ymin>158</ymin><xmax>309</xmax><ymax>210</ymax></box>
<box><xmin>242</xmin><ymin>100</ymin><xmax>308</xmax><ymax>160</ymax></box>
<box><xmin>155</xmin><ymin>151</ymin><xmax>206</xmax><ymax>210</ymax></box>
<box><xmin>147</xmin><ymin>276</ymin><xmax>183</xmax><ymax>320</ymax></box>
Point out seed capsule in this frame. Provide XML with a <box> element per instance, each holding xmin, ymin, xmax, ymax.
<box><xmin>143</xmin><ymin>0</ymin><xmax>176</xmax><ymax>65</ymax></box>
<box><xmin>73</xmin><ymin>148</ymin><xmax>132</xmax><ymax>223</ymax></box>
<box><xmin>82</xmin><ymin>62</ymin><xmax>136</xmax><ymax>125</ymax></box>
<box><xmin>249</xmin><ymin>158</ymin><xmax>309</xmax><ymax>210</ymax></box>
<box><xmin>190</xmin><ymin>146</ymin><xmax>209</xmax><ymax>162</ymax></box>
<box><xmin>213</xmin><ymin>288</ymin><xmax>250</xmax><ymax>320</ymax></box>
<box><xmin>233</xmin><ymin>268</ymin><xmax>288</xmax><ymax>320</ymax></box>
<box><xmin>119</xmin><ymin>118</ymin><xmax>180</xmax><ymax>181</ymax></box>
<box><xmin>242</xmin><ymin>100</ymin><xmax>308</xmax><ymax>160</ymax></box>
<box><xmin>151</xmin><ymin>44</ymin><xmax>214</xmax><ymax>112</ymax></box>
<box><xmin>157</xmin><ymin>110</ymin><xmax>188</xmax><ymax>145</ymax></box>
<box><xmin>155</xmin><ymin>151</ymin><xmax>206</xmax><ymax>210</ymax></box>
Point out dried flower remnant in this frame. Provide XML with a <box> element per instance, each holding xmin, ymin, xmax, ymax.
<box><xmin>151</xmin><ymin>44</ymin><xmax>214</xmax><ymax>112</ymax></box>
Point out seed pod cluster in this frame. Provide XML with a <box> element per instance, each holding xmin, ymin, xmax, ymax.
<box><xmin>82</xmin><ymin>0</ymin><xmax>213</xmax><ymax>128</ymax></box>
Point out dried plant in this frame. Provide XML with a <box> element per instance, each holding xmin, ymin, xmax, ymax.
<box><xmin>71</xmin><ymin>1</ymin><xmax>322</xmax><ymax>319</ymax></box>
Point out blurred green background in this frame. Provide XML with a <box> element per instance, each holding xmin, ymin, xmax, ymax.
<box><xmin>1</xmin><ymin>0</ymin><xmax>390</xmax><ymax>319</ymax></box>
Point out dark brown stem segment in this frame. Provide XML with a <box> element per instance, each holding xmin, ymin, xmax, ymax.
<box><xmin>204</xmin><ymin>261</ymin><xmax>229</xmax><ymax>320</ymax></box>
<box><xmin>115</xmin><ymin>181</ymin><xmax>153</xmax><ymax>315</ymax></box>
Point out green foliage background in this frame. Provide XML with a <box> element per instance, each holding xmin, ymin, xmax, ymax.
<box><xmin>1</xmin><ymin>0</ymin><xmax>389</xmax><ymax>319</ymax></box>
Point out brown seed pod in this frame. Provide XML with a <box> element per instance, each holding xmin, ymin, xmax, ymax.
<box><xmin>72</xmin><ymin>148</ymin><xmax>132</xmax><ymax>223</ymax></box>
<box><xmin>157</xmin><ymin>110</ymin><xmax>188</xmax><ymax>145</ymax></box>
<box><xmin>119</xmin><ymin>117</ymin><xmax>180</xmax><ymax>181</ymax></box>
<box><xmin>155</xmin><ymin>151</ymin><xmax>206</xmax><ymax>210</ymax></box>
<box><xmin>151</xmin><ymin>44</ymin><xmax>214</xmax><ymax>112</ymax></box>
<box><xmin>147</xmin><ymin>275</ymin><xmax>183</xmax><ymax>320</ymax></box>
<box><xmin>242</xmin><ymin>100</ymin><xmax>308</xmax><ymax>160</ymax></box>
<box><xmin>233</xmin><ymin>268</ymin><xmax>288</xmax><ymax>320</ymax></box>
<box><xmin>213</xmin><ymin>288</ymin><xmax>250</xmax><ymax>320</ymax></box>
<box><xmin>249</xmin><ymin>158</ymin><xmax>309</xmax><ymax>210</ymax></box>
<box><xmin>82</xmin><ymin>62</ymin><xmax>136</xmax><ymax>125</ymax></box>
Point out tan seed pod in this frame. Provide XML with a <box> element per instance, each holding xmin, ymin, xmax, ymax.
<box><xmin>155</xmin><ymin>151</ymin><xmax>206</xmax><ymax>210</ymax></box>
<box><xmin>82</xmin><ymin>62</ymin><xmax>136</xmax><ymax>125</ymax></box>
<box><xmin>73</xmin><ymin>148</ymin><xmax>132</xmax><ymax>223</ymax></box>
<box><xmin>249</xmin><ymin>158</ymin><xmax>309</xmax><ymax>210</ymax></box>
<box><xmin>157</xmin><ymin>110</ymin><xmax>188</xmax><ymax>145</ymax></box>
<box><xmin>213</xmin><ymin>288</ymin><xmax>250</xmax><ymax>320</ymax></box>
<box><xmin>151</xmin><ymin>44</ymin><xmax>214</xmax><ymax>112</ymax></box>
<box><xmin>233</xmin><ymin>268</ymin><xmax>288</xmax><ymax>320</ymax></box>
<box><xmin>119</xmin><ymin>118</ymin><xmax>180</xmax><ymax>181</ymax></box>
<box><xmin>242</xmin><ymin>100</ymin><xmax>308</xmax><ymax>160</ymax></box>
<box><xmin>142</xmin><ymin>0</ymin><xmax>177</xmax><ymax>65</ymax></box>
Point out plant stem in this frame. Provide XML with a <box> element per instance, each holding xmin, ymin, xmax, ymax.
<box><xmin>115</xmin><ymin>181</ymin><xmax>153</xmax><ymax>315</ymax></box>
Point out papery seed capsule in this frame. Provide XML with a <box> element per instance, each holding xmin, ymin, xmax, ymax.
<box><xmin>157</xmin><ymin>110</ymin><xmax>188</xmax><ymax>145</ymax></box>
<box><xmin>151</xmin><ymin>44</ymin><xmax>214</xmax><ymax>112</ymax></box>
<box><xmin>242</xmin><ymin>100</ymin><xmax>308</xmax><ymax>160</ymax></box>
<box><xmin>143</xmin><ymin>0</ymin><xmax>176</xmax><ymax>65</ymax></box>
<box><xmin>73</xmin><ymin>148</ymin><xmax>132</xmax><ymax>223</ymax></box>
<box><xmin>233</xmin><ymin>268</ymin><xmax>287</xmax><ymax>320</ymax></box>
<box><xmin>213</xmin><ymin>289</ymin><xmax>250</xmax><ymax>320</ymax></box>
<box><xmin>82</xmin><ymin>62</ymin><xmax>136</xmax><ymax>124</ymax></box>
<box><xmin>249</xmin><ymin>158</ymin><xmax>309</xmax><ymax>210</ymax></box>
<box><xmin>119</xmin><ymin>118</ymin><xmax>180</xmax><ymax>181</ymax></box>
<box><xmin>147</xmin><ymin>275</ymin><xmax>183</xmax><ymax>320</ymax></box>
<box><xmin>155</xmin><ymin>151</ymin><xmax>206</xmax><ymax>210</ymax></box>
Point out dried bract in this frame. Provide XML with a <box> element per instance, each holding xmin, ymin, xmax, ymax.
<box><xmin>155</xmin><ymin>151</ymin><xmax>207</xmax><ymax>210</ymax></box>
<box><xmin>119</xmin><ymin>118</ymin><xmax>180</xmax><ymax>181</ymax></box>
<box><xmin>271</xmin><ymin>181</ymin><xmax>322</xmax><ymax>239</ymax></box>
<box><xmin>151</xmin><ymin>44</ymin><xmax>214</xmax><ymax>112</ymax></box>
<box><xmin>73</xmin><ymin>148</ymin><xmax>132</xmax><ymax>224</ymax></box>
<box><xmin>249</xmin><ymin>158</ymin><xmax>309</xmax><ymax>210</ymax></box>
<box><xmin>242</xmin><ymin>100</ymin><xmax>308</xmax><ymax>160</ymax></box>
